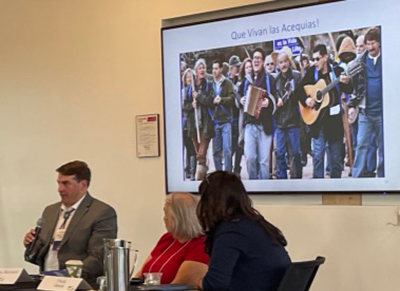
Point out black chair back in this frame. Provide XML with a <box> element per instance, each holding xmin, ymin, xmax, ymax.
<box><xmin>276</xmin><ymin>256</ymin><xmax>325</xmax><ymax>291</ymax></box>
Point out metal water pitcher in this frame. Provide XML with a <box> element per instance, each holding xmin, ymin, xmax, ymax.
<box><xmin>103</xmin><ymin>239</ymin><xmax>138</xmax><ymax>291</ymax></box>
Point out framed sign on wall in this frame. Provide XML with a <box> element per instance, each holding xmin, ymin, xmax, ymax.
<box><xmin>136</xmin><ymin>114</ymin><xmax>160</xmax><ymax>158</ymax></box>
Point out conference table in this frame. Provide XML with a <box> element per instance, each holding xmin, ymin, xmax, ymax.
<box><xmin>0</xmin><ymin>279</ymin><xmax>41</xmax><ymax>291</ymax></box>
<box><xmin>0</xmin><ymin>276</ymin><xmax>197</xmax><ymax>291</ymax></box>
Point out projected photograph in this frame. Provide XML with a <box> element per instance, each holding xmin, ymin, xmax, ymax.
<box><xmin>179</xmin><ymin>26</ymin><xmax>383</xmax><ymax>181</ymax></box>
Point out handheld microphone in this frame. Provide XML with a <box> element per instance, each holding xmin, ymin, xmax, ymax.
<box><xmin>24</xmin><ymin>217</ymin><xmax>44</xmax><ymax>261</ymax></box>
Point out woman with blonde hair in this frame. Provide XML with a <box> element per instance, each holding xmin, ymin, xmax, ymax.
<box><xmin>135</xmin><ymin>193</ymin><xmax>209</xmax><ymax>287</ymax></box>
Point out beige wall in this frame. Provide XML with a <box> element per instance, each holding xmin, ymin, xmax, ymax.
<box><xmin>0</xmin><ymin>0</ymin><xmax>399</xmax><ymax>290</ymax></box>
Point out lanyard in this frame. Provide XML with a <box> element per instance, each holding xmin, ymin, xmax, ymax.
<box><xmin>265</xmin><ymin>74</ymin><xmax>271</xmax><ymax>93</ymax></box>
<box><xmin>196</xmin><ymin>80</ymin><xmax>209</xmax><ymax>95</ymax></box>
<box><xmin>243</xmin><ymin>79</ymin><xmax>249</xmax><ymax>96</ymax></box>
<box><xmin>60</xmin><ymin>208</ymin><xmax>75</xmax><ymax>229</ymax></box>
<box><xmin>148</xmin><ymin>239</ymin><xmax>192</xmax><ymax>273</ymax></box>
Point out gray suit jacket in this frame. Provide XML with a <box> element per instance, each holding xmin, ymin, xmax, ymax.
<box><xmin>26</xmin><ymin>193</ymin><xmax>118</xmax><ymax>281</ymax></box>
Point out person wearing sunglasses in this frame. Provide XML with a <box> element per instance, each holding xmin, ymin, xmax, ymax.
<box><xmin>296</xmin><ymin>44</ymin><xmax>353</xmax><ymax>179</ymax></box>
<box><xmin>264</xmin><ymin>54</ymin><xmax>277</xmax><ymax>75</ymax></box>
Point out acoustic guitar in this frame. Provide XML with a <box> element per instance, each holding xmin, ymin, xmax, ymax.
<box><xmin>299</xmin><ymin>61</ymin><xmax>362</xmax><ymax>125</ymax></box>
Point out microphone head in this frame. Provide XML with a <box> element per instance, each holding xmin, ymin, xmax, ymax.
<box><xmin>36</xmin><ymin>217</ymin><xmax>45</xmax><ymax>228</ymax></box>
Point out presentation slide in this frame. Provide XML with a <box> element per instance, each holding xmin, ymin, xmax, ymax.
<box><xmin>162</xmin><ymin>0</ymin><xmax>400</xmax><ymax>193</ymax></box>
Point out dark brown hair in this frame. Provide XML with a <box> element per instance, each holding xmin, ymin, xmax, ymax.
<box><xmin>252</xmin><ymin>47</ymin><xmax>266</xmax><ymax>61</ymax></box>
<box><xmin>313</xmin><ymin>44</ymin><xmax>328</xmax><ymax>56</ymax></box>
<box><xmin>239</xmin><ymin>58</ymin><xmax>253</xmax><ymax>81</ymax></box>
<box><xmin>56</xmin><ymin>160</ymin><xmax>91</xmax><ymax>187</ymax></box>
<box><xmin>197</xmin><ymin>171</ymin><xmax>287</xmax><ymax>254</ymax></box>
<box><xmin>364</xmin><ymin>27</ymin><xmax>381</xmax><ymax>44</ymax></box>
<box><xmin>212</xmin><ymin>59</ymin><xmax>223</xmax><ymax>69</ymax></box>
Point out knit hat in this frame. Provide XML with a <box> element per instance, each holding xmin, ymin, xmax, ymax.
<box><xmin>194</xmin><ymin>58</ymin><xmax>207</xmax><ymax>72</ymax></box>
<box><xmin>277</xmin><ymin>46</ymin><xmax>296</xmax><ymax>69</ymax></box>
<box><xmin>338</xmin><ymin>37</ymin><xmax>356</xmax><ymax>63</ymax></box>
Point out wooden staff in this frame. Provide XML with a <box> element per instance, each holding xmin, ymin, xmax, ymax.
<box><xmin>342</xmin><ymin>102</ymin><xmax>354</xmax><ymax>169</ymax></box>
<box><xmin>191</xmin><ymin>73</ymin><xmax>201</xmax><ymax>144</ymax></box>
<box><xmin>244</xmin><ymin>47</ymin><xmax>251</xmax><ymax>59</ymax></box>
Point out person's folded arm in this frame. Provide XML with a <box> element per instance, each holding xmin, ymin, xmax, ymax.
<box><xmin>172</xmin><ymin>261</ymin><xmax>208</xmax><ymax>288</ymax></box>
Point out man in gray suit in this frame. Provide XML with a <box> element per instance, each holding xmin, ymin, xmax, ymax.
<box><xmin>23</xmin><ymin>161</ymin><xmax>117</xmax><ymax>283</ymax></box>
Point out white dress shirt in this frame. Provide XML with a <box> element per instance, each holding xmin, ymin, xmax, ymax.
<box><xmin>368</xmin><ymin>52</ymin><xmax>381</xmax><ymax>65</ymax></box>
<box><xmin>44</xmin><ymin>194</ymin><xmax>86</xmax><ymax>271</ymax></box>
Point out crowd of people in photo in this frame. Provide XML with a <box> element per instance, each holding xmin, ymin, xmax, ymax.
<box><xmin>181</xmin><ymin>26</ymin><xmax>383</xmax><ymax>181</ymax></box>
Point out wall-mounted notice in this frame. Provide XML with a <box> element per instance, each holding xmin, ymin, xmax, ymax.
<box><xmin>136</xmin><ymin>114</ymin><xmax>160</xmax><ymax>158</ymax></box>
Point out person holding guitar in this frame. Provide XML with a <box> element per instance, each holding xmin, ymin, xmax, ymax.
<box><xmin>297</xmin><ymin>44</ymin><xmax>352</xmax><ymax>178</ymax></box>
<box><xmin>274</xmin><ymin>49</ymin><xmax>303</xmax><ymax>179</ymax></box>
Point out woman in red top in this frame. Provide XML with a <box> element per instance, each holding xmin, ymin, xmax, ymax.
<box><xmin>135</xmin><ymin>193</ymin><xmax>209</xmax><ymax>287</ymax></box>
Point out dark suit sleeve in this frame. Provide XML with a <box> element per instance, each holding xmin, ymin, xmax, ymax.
<box><xmin>24</xmin><ymin>234</ymin><xmax>46</xmax><ymax>265</ymax></box>
<box><xmin>24</xmin><ymin>206</ymin><xmax>54</xmax><ymax>267</ymax></box>
<box><xmin>82</xmin><ymin>206</ymin><xmax>118</xmax><ymax>279</ymax></box>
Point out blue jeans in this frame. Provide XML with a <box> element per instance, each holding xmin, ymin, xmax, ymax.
<box><xmin>212</xmin><ymin>122</ymin><xmax>232</xmax><ymax>171</ymax></box>
<box><xmin>366</xmin><ymin>131</ymin><xmax>377</xmax><ymax>174</ymax></box>
<box><xmin>352</xmin><ymin>113</ymin><xmax>384</xmax><ymax>177</ymax></box>
<box><xmin>244</xmin><ymin>124</ymin><xmax>272</xmax><ymax>179</ymax></box>
<box><xmin>351</xmin><ymin>119</ymin><xmax>358</xmax><ymax>150</ymax></box>
<box><xmin>313</xmin><ymin>129</ymin><xmax>342</xmax><ymax>178</ymax></box>
<box><xmin>232</xmin><ymin>121</ymin><xmax>243</xmax><ymax>174</ymax></box>
<box><xmin>351</xmin><ymin>118</ymin><xmax>377</xmax><ymax>174</ymax></box>
<box><xmin>276</xmin><ymin>127</ymin><xmax>302</xmax><ymax>179</ymax></box>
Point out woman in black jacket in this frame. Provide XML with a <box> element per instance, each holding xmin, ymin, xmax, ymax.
<box><xmin>197</xmin><ymin>171</ymin><xmax>291</xmax><ymax>291</ymax></box>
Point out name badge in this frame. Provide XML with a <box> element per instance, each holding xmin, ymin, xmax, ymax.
<box><xmin>38</xmin><ymin>276</ymin><xmax>91</xmax><ymax>291</ymax></box>
<box><xmin>330</xmin><ymin>104</ymin><xmax>340</xmax><ymax>116</ymax></box>
<box><xmin>0</xmin><ymin>268</ymin><xmax>33</xmax><ymax>285</ymax></box>
<box><xmin>52</xmin><ymin>229</ymin><xmax>66</xmax><ymax>251</ymax></box>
